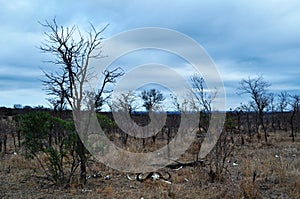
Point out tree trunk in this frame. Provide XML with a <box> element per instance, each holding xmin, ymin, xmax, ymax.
<box><xmin>290</xmin><ymin>111</ymin><xmax>295</xmax><ymax>142</ymax></box>
<box><xmin>17</xmin><ymin>129</ymin><xmax>21</xmax><ymax>147</ymax></box>
<box><xmin>76</xmin><ymin>137</ymin><xmax>86</xmax><ymax>185</ymax></box>
<box><xmin>3</xmin><ymin>135</ymin><xmax>7</xmax><ymax>153</ymax></box>
<box><xmin>259</xmin><ymin>111</ymin><xmax>268</xmax><ymax>142</ymax></box>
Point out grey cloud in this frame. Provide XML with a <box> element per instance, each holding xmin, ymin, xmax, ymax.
<box><xmin>0</xmin><ymin>0</ymin><xmax>300</xmax><ymax>109</ymax></box>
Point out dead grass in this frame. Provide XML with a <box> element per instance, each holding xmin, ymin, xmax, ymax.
<box><xmin>0</xmin><ymin>131</ymin><xmax>299</xmax><ymax>198</ymax></box>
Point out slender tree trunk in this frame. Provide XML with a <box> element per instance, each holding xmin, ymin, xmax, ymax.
<box><xmin>290</xmin><ymin>111</ymin><xmax>295</xmax><ymax>142</ymax></box>
<box><xmin>17</xmin><ymin>129</ymin><xmax>21</xmax><ymax>147</ymax></box>
<box><xmin>76</xmin><ymin>137</ymin><xmax>86</xmax><ymax>185</ymax></box>
<box><xmin>0</xmin><ymin>139</ymin><xmax>2</xmax><ymax>152</ymax></box>
<box><xmin>3</xmin><ymin>134</ymin><xmax>7</xmax><ymax>153</ymax></box>
<box><xmin>12</xmin><ymin>133</ymin><xmax>16</xmax><ymax>149</ymax></box>
<box><xmin>259</xmin><ymin>110</ymin><xmax>268</xmax><ymax>142</ymax></box>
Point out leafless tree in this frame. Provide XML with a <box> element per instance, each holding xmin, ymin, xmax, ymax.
<box><xmin>0</xmin><ymin>118</ymin><xmax>8</xmax><ymax>153</ymax></box>
<box><xmin>190</xmin><ymin>74</ymin><xmax>217</xmax><ymax>141</ymax></box>
<box><xmin>190</xmin><ymin>75</ymin><xmax>217</xmax><ymax>114</ymax></box>
<box><xmin>268</xmin><ymin>93</ymin><xmax>276</xmax><ymax>132</ymax></box>
<box><xmin>240</xmin><ymin>102</ymin><xmax>255</xmax><ymax>141</ymax></box>
<box><xmin>234</xmin><ymin>105</ymin><xmax>244</xmax><ymax>145</ymax></box>
<box><xmin>40</xmin><ymin>18</ymin><xmax>123</xmax><ymax>184</ymax></box>
<box><xmin>110</xmin><ymin>91</ymin><xmax>139</xmax><ymax>146</ymax></box>
<box><xmin>94</xmin><ymin>68</ymin><xmax>125</xmax><ymax>112</ymax></box>
<box><xmin>190</xmin><ymin>74</ymin><xmax>234</xmax><ymax>182</ymax></box>
<box><xmin>277</xmin><ymin>91</ymin><xmax>289</xmax><ymax>131</ymax></box>
<box><xmin>288</xmin><ymin>94</ymin><xmax>299</xmax><ymax>142</ymax></box>
<box><xmin>111</xmin><ymin>91</ymin><xmax>139</xmax><ymax>115</ymax></box>
<box><xmin>42</xmin><ymin>70</ymin><xmax>68</xmax><ymax>118</ymax></box>
<box><xmin>237</xmin><ymin>75</ymin><xmax>271</xmax><ymax>142</ymax></box>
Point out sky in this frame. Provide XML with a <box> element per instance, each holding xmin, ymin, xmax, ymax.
<box><xmin>0</xmin><ymin>0</ymin><xmax>299</xmax><ymax>110</ymax></box>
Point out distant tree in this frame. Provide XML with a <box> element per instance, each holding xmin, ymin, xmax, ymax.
<box><xmin>140</xmin><ymin>89</ymin><xmax>165</xmax><ymax>111</ymax></box>
<box><xmin>111</xmin><ymin>91</ymin><xmax>139</xmax><ymax>115</ymax></box>
<box><xmin>40</xmin><ymin>18</ymin><xmax>123</xmax><ymax>184</ymax></box>
<box><xmin>238</xmin><ymin>75</ymin><xmax>271</xmax><ymax>142</ymax></box>
<box><xmin>190</xmin><ymin>75</ymin><xmax>217</xmax><ymax>114</ymax></box>
<box><xmin>233</xmin><ymin>105</ymin><xmax>244</xmax><ymax>145</ymax></box>
<box><xmin>190</xmin><ymin>74</ymin><xmax>234</xmax><ymax>182</ymax></box>
<box><xmin>278</xmin><ymin>91</ymin><xmax>289</xmax><ymax>112</ymax></box>
<box><xmin>190</xmin><ymin>74</ymin><xmax>217</xmax><ymax>140</ymax></box>
<box><xmin>268</xmin><ymin>93</ymin><xmax>276</xmax><ymax>132</ymax></box>
<box><xmin>139</xmin><ymin>89</ymin><xmax>165</xmax><ymax>146</ymax></box>
<box><xmin>240</xmin><ymin>102</ymin><xmax>255</xmax><ymax>141</ymax></box>
<box><xmin>0</xmin><ymin>118</ymin><xmax>8</xmax><ymax>153</ymax></box>
<box><xmin>110</xmin><ymin>91</ymin><xmax>139</xmax><ymax>146</ymax></box>
<box><xmin>277</xmin><ymin>91</ymin><xmax>289</xmax><ymax>131</ymax></box>
<box><xmin>288</xmin><ymin>94</ymin><xmax>299</xmax><ymax>142</ymax></box>
<box><xmin>13</xmin><ymin>104</ymin><xmax>22</xmax><ymax>109</ymax></box>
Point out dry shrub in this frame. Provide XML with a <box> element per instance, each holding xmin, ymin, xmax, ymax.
<box><xmin>240</xmin><ymin>179</ymin><xmax>261</xmax><ymax>199</ymax></box>
<box><xmin>288</xmin><ymin>180</ymin><xmax>300</xmax><ymax>198</ymax></box>
<box><xmin>7</xmin><ymin>154</ymin><xmax>36</xmax><ymax>170</ymax></box>
<box><xmin>104</xmin><ymin>185</ymin><xmax>113</xmax><ymax>196</ymax></box>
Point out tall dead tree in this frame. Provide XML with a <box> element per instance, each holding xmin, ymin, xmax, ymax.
<box><xmin>40</xmin><ymin>18</ymin><xmax>123</xmax><ymax>184</ymax></box>
<box><xmin>238</xmin><ymin>75</ymin><xmax>271</xmax><ymax>142</ymax></box>
<box><xmin>191</xmin><ymin>75</ymin><xmax>215</xmax><ymax>162</ymax></box>
<box><xmin>191</xmin><ymin>74</ymin><xmax>234</xmax><ymax>182</ymax></box>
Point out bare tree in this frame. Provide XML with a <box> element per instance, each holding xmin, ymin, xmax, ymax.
<box><xmin>94</xmin><ymin>68</ymin><xmax>125</xmax><ymax>112</ymax></box>
<box><xmin>40</xmin><ymin>18</ymin><xmax>123</xmax><ymax>184</ymax></box>
<box><xmin>289</xmin><ymin>94</ymin><xmax>299</xmax><ymax>142</ymax></box>
<box><xmin>190</xmin><ymin>75</ymin><xmax>234</xmax><ymax>182</ymax></box>
<box><xmin>190</xmin><ymin>75</ymin><xmax>217</xmax><ymax>114</ymax></box>
<box><xmin>268</xmin><ymin>93</ymin><xmax>276</xmax><ymax>132</ymax></box>
<box><xmin>238</xmin><ymin>75</ymin><xmax>271</xmax><ymax>142</ymax></box>
<box><xmin>0</xmin><ymin>118</ymin><xmax>8</xmax><ymax>153</ymax></box>
<box><xmin>111</xmin><ymin>91</ymin><xmax>139</xmax><ymax>115</ymax></box>
<box><xmin>240</xmin><ymin>102</ymin><xmax>255</xmax><ymax>141</ymax></box>
<box><xmin>110</xmin><ymin>91</ymin><xmax>139</xmax><ymax>146</ymax></box>
<box><xmin>277</xmin><ymin>91</ymin><xmax>289</xmax><ymax>131</ymax></box>
<box><xmin>42</xmin><ymin>70</ymin><xmax>68</xmax><ymax>118</ymax></box>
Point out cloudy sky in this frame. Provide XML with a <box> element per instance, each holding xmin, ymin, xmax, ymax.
<box><xmin>0</xmin><ymin>0</ymin><xmax>299</xmax><ymax>110</ymax></box>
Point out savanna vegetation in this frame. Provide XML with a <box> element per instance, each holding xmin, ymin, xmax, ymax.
<box><xmin>0</xmin><ymin>19</ymin><xmax>299</xmax><ymax>198</ymax></box>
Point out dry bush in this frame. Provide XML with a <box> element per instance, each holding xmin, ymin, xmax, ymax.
<box><xmin>288</xmin><ymin>180</ymin><xmax>300</xmax><ymax>198</ymax></box>
<box><xmin>240</xmin><ymin>179</ymin><xmax>262</xmax><ymax>199</ymax></box>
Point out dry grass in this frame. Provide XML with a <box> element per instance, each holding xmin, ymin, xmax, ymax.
<box><xmin>0</xmin><ymin>131</ymin><xmax>299</xmax><ymax>198</ymax></box>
